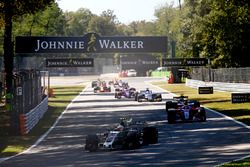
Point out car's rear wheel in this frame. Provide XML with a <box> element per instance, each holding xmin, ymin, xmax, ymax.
<box><xmin>167</xmin><ymin>109</ymin><xmax>176</xmax><ymax>124</ymax></box>
<box><xmin>199</xmin><ymin>107</ymin><xmax>206</xmax><ymax>122</ymax></box>
<box><xmin>166</xmin><ymin>101</ymin><xmax>177</xmax><ymax>112</ymax></box>
<box><xmin>85</xmin><ymin>134</ymin><xmax>99</xmax><ymax>152</ymax></box>
<box><xmin>124</xmin><ymin>132</ymin><xmax>140</xmax><ymax>149</ymax></box>
<box><xmin>143</xmin><ymin>127</ymin><xmax>158</xmax><ymax>145</ymax></box>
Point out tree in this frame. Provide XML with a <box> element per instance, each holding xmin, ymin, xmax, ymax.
<box><xmin>0</xmin><ymin>0</ymin><xmax>54</xmax><ymax>134</ymax></box>
<box><xmin>12</xmin><ymin>2</ymin><xmax>66</xmax><ymax>36</ymax></box>
<box><xmin>64</xmin><ymin>8</ymin><xmax>93</xmax><ymax>36</ymax></box>
<box><xmin>201</xmin><ymin>0</ymin><xmax>250</xmax><ymax>67</ymax></box>
<box><xmin>128</xmin><ymin>21</ymin><xmax>156</xmax><ymax>36</ymax></box>
<box><xmin>87</xmin><ymin>10</ymin><xmax>120</xmax><ymax>36</ymax></box>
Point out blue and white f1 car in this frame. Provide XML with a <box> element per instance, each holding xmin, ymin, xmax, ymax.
<box><xmin>135</xmin><ymin>88</ymin><xmax>162</xmax><ymax>102</ymax></box>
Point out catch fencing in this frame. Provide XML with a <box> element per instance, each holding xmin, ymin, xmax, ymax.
<box><xmin>0</xmin><ymin>70</ymin><xmax>48</xmax><ymax>135</ymax></box>
<box><xmin>13</xmin><ymin>70</ymin><xmax>43</xmax><ymax>114</ymax></box>
<box><xmin>190</xmin><ymin>67</ymin><xmax>250</xmax><ymax>83</ymax></box>
<box><xmin>19</xmin><ymin>97</ymin><xmax>48</xmax><ymax>135</ymax></box>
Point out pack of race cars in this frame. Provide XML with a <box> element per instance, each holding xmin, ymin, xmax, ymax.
<box><xmin>92</xmin><ymin>79</ymin><xmax>162</xmax><ymax>102</ymax></box>
<box><xmin>91</xmin><ymin>79</ymin><xmax>206</xmax><ymax>124</ymax></box>
<box><xmin>87</xmin><ymin>78</ymin><xmax>207</xmax><ymax>152</ymax></box>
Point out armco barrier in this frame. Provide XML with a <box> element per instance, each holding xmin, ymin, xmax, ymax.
<box><xmin>186</xmin><ymin>79</ymin><xmax>250</xmax><ymax>93</ymax></box>
<box><xmin>19</xmin><ymin>96</ymin><xmax>48</xmax><ymax>135</ymax></box>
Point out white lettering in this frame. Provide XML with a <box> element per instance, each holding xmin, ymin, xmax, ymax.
<box><xmin>123</xmin><ymin>41</ymin><xmax>129</xmax><ymax>48</ymax></box>
<box><xmin>99</xmin><ymin>40</ymin><xmax>109</xmax><ymax>48</ymax></box>
<box><xmin>58</xmin><ymin>41</ymin><xmax>65</xmax><ymax>49</ymax></box>
<box><xmin>34</xmin><ymin>40</ymin><xmax>85</xmax><ymax>51</ymax></box>
<box><xmin>49</xmin><ymin>41</ymin><xmax>56</xmax><ymax>49</ymax></box>
<box><xmin>110</xmin><ymin>41</ymin><xmax>116</xmax><ymax>48</ymax></box>
<box><xmin>66</xmin><ymin>41</ymin><xmax>73</xmax><ymax>49</ymax></box>
<box><xmin>117</xmin><ymin>41</ymin><xmax>122</xmax><ymax>49</ymax></box>
<box><xmin>98</xmin><ymin>39</ymin><xmax>144</xmax><ymax>49</ymax></box>
<box><xmin>41</xmin><ymin>41</ymin><xmax>48</xmax><ymax>50</ymax></box>
<box><xmin>131</xmin><ymin>41</ymin><xmax>136</xmax><ymax>48</ymax></box>
<box><xmin>79</xmin><ymin>41</ymin><xmax>85</xmax><ymax>49</ymax></box>
<box><xmin>138</xmin><ymin>41</ymin><xmax>143</xmax><ymax>48</ymax></box>
<box><xmin>35</xmin><ymin>40</ymin><xmax>40</xmax><ymax>52</ymax></box>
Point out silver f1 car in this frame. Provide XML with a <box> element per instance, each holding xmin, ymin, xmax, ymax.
<box><xmin>85</xmin><ymin>118</ymin><xmax>158</xmax><ymax>152</ymax></box>
<box><xmin>135</xmin><ymin>88</ymin><xmax>162</xmax><ymax>102</ymax></box>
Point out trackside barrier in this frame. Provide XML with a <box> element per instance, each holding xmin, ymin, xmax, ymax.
<box><xmin>186</xmin><ymin>79</ymin><xmax>250</xmax><ymax>93</ymax></box>
<box><xmin>19</xmin><ymin>96</ymin><xmax>48</xmax><ymax>135</ymax></box>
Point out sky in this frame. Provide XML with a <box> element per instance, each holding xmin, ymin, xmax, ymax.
<box><xmin>57</xmin><ymin>0</ymin><xmax>182</xmax><ymax>24</ymax></box>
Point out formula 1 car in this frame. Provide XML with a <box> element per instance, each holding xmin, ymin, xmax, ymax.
<box><xmin>85</xmin><ymin>118</ymin><xmax>158</xmax><ymax>152</ymax></box>
<box><xmin>91</xmin><ymin>81</ymin><xmax>98</xmax><ymax>88</ymax></box>
<box><xmin>113</xmin><ymin>80</ymin><xmax>129</xmax><ymax>89</ymax></box>
<box><xmin>114</xmin><ymin>87</ymin><xmax>136</xmax><ymax>99</ymax></box>
<box><xmin>165</xmin><ymin>95</ymin><xmax>206</xmax><ymax>124</ymax></box>
<box><xmin>135</xmin><ymin>88</ymin><xmax>162</xmax><ymax>102</ymax></box>
<box><xmin>93</xmin><ymin>81</ymin><xmax>111</xmax><ymax>93</ymax></box>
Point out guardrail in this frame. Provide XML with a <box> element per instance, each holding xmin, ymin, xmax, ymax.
<box><xmin>186</xmin><ymin>79</ymin><xmax>250</xmax><ymax>93</ymax></box>
<box><xmin>19</xmin><ymin>96</ymin><xmax>48</xmax><ymax>135</ymax></box>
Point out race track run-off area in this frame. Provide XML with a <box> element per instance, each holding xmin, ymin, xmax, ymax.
<box><xmin>1</xmin><ymin>77</ymin><xmax>250</xmax><ymax>167</ymax></box>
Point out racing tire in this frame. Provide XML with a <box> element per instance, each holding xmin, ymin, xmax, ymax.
<box><xmin>134</xmin><ymin>92</ymin><xmax>138</xmax><ymax>101</ymax></box>
<box><xmin>143</xmin><ymin>127</ymin><xmax>158</xmax><ymax>145</ymax></box>
<box><xmin>94</xmin><ymin>87</ymin><xmax>100</xmax><ymax>93</ymax></box>
<box><xmin>124</xmin><ymin>132</ymin><xmax>140</xmax><ymax>149</ymax></box>
<box><xmin>167</xmin><ymin>109</ymin><xmax>176</xmax><ymax>124</ymax></box>
<box><xmin>199</xmin><ymin>107</ymin><xmax>206</xmax><ymax>122</ymax></box>
<box><xmin>137</xmin><ymin>97</ymin><xmax>142</xmax><ymax>102</ymax></box>
<box><xmin>85</xmin><ymin>134</ymin><xmax>99</xmax><ymax>152</ymax></box>
<box><xmin>154</xmin><ymin>94</ymin><xmax>162</xmax><ymax>102</ymax></box>
<box><xmin>166</xmin><ymin>101</ymin><xmax>177</xmax><ymax>112</ymax></box>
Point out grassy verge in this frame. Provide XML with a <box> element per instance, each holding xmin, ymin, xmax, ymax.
<box><xmin>0</xmin><ymin>85</ymin><xmax>84</xmax><ymax>158</ymax></box>
<box><xmin>152</xmin><ymin>82</ymin><xmax>250</xmax><ymax>166</ymax></box>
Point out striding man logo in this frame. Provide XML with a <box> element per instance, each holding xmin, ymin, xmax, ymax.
<box><xmin>87</xmin><ymin>33</ymin><xmax>97</xmax><ymax>52</ymax></box>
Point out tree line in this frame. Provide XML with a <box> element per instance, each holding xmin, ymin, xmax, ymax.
<box><xmin>0</xmin><ymin>0</ymin><xmax>249</xmax><ymax>68</ymax></box>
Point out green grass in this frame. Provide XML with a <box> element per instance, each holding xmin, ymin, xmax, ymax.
<box><xmin>0</xmin><ymin>85</ymin><xmax>84</xmax><ymax>157</ymax></box>
<box><xmin>153</xmin><ymin>82</ymin><xmax>250</xmax><ymax>124</ymax></box>
<box><xmin>219</xmin><ymin>158</ymin><xmax>250</xmax><ymax>167</ymax></box>
<box><xmin>152</xmin><ymin>82</ymin><xmax>250</xmax><ymax>166</ymax></box>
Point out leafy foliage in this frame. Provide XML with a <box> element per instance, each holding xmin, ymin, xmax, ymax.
<box><xmin>0</xmin><ymin>0</ymin><xmax>249</xmax><ymax>67</ymax></box>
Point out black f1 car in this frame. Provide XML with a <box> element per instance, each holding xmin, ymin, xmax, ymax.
<box><xmin>165</xmin><ymin>96</ymin><xmax>206</xmax><ymax>124</ymax></box>
<box><xmin>85</xmin><ymin>118</ymin><xmax>158</xmax><ymax>152</ymax></box>
<box><xmin>135</xmin><ymin>88</ymin><xmax>162</xmax><ymax>102</ymax></box>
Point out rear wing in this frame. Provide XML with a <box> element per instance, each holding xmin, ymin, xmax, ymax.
<box><xmin>173</xmin><ymin>96</ymin><xmax>188</xmax><ymax>101</ymax></box>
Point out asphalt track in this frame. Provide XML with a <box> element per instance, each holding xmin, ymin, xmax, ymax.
<box><xmin>1</xmin><ymin>75</ymin><xmax>250</xmax><ymax>167</ymax></box>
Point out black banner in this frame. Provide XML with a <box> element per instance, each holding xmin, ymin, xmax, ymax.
<box><xmin>231</xmin><ymin>93</ymin><xmax>250</xmax><ymax>103</ymax></box>
<box><xmin>120</xmin><ymin>56</ymin><xmax>160</xmax><ymax>70</ymax></box>
<box><xmin>198</xmin><ymin>87</ymin><xmax>213</xmax><ymax>94</ymax></box>
<box><xmin>46</xmin><ymin>58</ymin><xmax>94</xmax><ymax>67</ymax></box>
<box><xmin>162</xmin><ymin>58</ymin><xmax>208</xmax><ymax>67</ymax></box>
<box><xmin>16</xmin><ymin>33</ymin><xmax>168</xmax><ymax>54</ymax></box>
